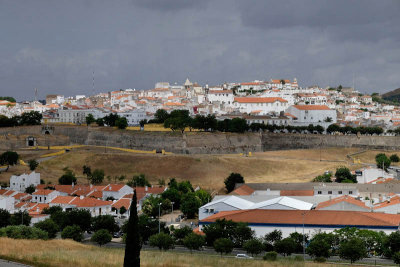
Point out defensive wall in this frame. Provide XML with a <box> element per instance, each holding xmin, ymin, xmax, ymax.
<box><xmin>1</xmin><ymin>125</ymin><xmax>400</xmax><ymax>153</ymax></box>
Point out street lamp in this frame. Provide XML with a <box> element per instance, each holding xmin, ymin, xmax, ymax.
<box><xmin>158</xmin><ymin>203</ymin><xmax>162</xmax><ymax>233</ymax></box>
<box><xmin>302</xmin><ymin>211</ymin><xmax>306</xmax><ymax>260</ymax></box>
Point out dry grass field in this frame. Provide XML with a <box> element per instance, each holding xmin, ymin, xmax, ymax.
<box><xmin>1</xmin><ymin>146</ymin><xmax>399</xmax><ymax>190</ymax></box>
<box><xmin>0</xmin><ymin>238</ymin><xmax>343</xmax><ymax>267</ymax></box>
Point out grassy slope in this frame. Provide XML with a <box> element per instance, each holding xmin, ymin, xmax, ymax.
<box><xmin>1</xmin><ymin>147</ymin><xmax>398</xmax><ymax>190</ymax></box>
<box><xmin>0</xmin><ymin>237</ymin><xmax>339</xmax><ymax>267</ymax></box>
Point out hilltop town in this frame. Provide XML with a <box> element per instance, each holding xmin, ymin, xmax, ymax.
<box><xmin>1</xmin><ymin>78</ymin><xmax>398</xmax><ymax>132</ymax></box>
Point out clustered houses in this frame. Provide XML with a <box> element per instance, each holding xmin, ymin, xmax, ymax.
<box><xmin>0</xmin><ymin>172</ymin><xmax>167</xmax><ymax>225</ymax></box>
<box><xmin>4</xmin><ymin>77</ymin><xmax>398</xmax><ymax>130</ymax></box>
<box><xmin>198</xmin><ymin>182</ymin><xmax>400</xmax><ymax>237</ymax></box>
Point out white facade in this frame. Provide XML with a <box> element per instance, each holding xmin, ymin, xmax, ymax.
<box><xmin>207</xmin><ymin>90</ymin><xmax>234</xmax><ymax>105</ymax></box>
<box><xmin>118</xmin><ymin>109</ymin><xmax>147</xmax><ymax>126</ymax></box>
<box><xmin>102</xmin><ymin>185</ymin><xmax>133</xmax><ymax>200</ymax></box>
<box><xmin>0</xmin><ymin>195</ymin><xmax>14</xmax><ymax>212</ymax></box>
<box><xmin>32</xmin><ymin>190</ymin><xmax>59</xmax><ymax>204</ymax></box>
<box><xmin>10</xmin><ymin>172</ymin><xmax>41</xmax><ymax>192</ymax></box>
<box><xmin>234</xmin><ymin>97</ymin><xmax>289</xmax><ymax>115</ymax></box>
<box><xmin>356</xmin><ymin>167</ymin><xmax>393</xmax><ymax>184</ymax></box>
<box><xmin>286</xmin><ymin>105</ymin><xmax>337</xmax><ymax>128</ymax></box>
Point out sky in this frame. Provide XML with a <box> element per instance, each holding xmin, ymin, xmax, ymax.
<box><xmin>0</xmin><ymin>0</ymin><xmax>399</xmax><ymax>101</ymax></box>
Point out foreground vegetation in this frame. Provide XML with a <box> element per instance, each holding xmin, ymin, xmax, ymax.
<box><xmin>0</xmin><ymin>238</ymin><xmax>344</xmax><ymax>267</ymax></box>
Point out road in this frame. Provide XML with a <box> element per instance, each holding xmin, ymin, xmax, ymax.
<box><xmin>0</xmin><ymin>259</ymin><xmax>31</xmax><ymax>267</ymax></box>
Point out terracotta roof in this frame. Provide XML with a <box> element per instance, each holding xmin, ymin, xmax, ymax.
<box><xmin>201</xmin><ymin>209</ymin><xmax>400</xmax><ymax>227</ymax></box>
<box><xmin>374</xmin><ymin>198</ymin><xmax>400</xmax><ymax>210</ymax></box>
<box><xmin>12</xmin><ymin>193</ymin><xmax>30</xmax><ymax>200</ymax></box>
<box><xmin>293</xmin><ymin>105</ymin><xmax>331</xmax><ymax>110</ymax></box>
<box><xmin>112</xmin><ymin>198</ymin><xmax>131</xmax><ymax>210</ymax></box>
<box><xmin>193</xmin><ymin>227</ymin><xmax>205</xmax><ymax>236</ymax></box>
<box><xmin>71</xmin><ymin>197</ymin><xmax>112</xmax><ymax>208</ymax></box>
<box><xmin>241</xmin><ymin>82</ymin><xmax>265</xmax><ymax>86</ymax></box>
<box><xmin>280</xmin><ymin>190</ymin><xmax>314</xmax><ymax>196</ymax></box>
<box><xmin>32</xmin><ymin>189</ymin><xmax>55</xmax><ymax>196</ymax></box>
<box><xmin>51</xmin><ymin>196</ymin><xmax>76</xmax><ymax>205</ymax></box>
<box><xmin>209</xmin><ymin>90</ymin><xmax>233</xmax><ymax>94</ymax></box>
<box><xmin>28</xmin><ymin>203</ymin><xmax>49</xmax><ymax>215</ymax></box>
<box><xmin>234</xmin><ymin>97</ymin><xmax>287</xmax><ymax>103</ymax></box>
<box><xmin>316</xmin><ymin>196</ymin><xmax>369</xmax><ymax>210</ymax></box>
<box><xmin>134</xmin><ymin>186</ymin><xmax>165</xmax><ymax>201</ymax></box>
<box><xmin>231</xmin><ymin>185</ymin><xmax>255</xmax><ymax>196</ymax></box>
<box><xmin>103</xmin><ymin>184</ymin><xmax>126</xmax><ymax>192</ymax></box>
<box><xmin>87</xmin><ymin>190</ymin><xmax>103</xmax><ymax>198</ymax></box>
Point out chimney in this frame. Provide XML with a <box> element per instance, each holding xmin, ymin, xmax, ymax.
<box><xmin>145</xmin><ymin>186</ymin><xmax>148</xmax><ymax>192</ymax></box>
<box><xmin>90</xmin><ymin>184</ymin><xmax>93</xmax><ymax>189</ymax></box>
<box><xmin>80</xmin><ymin>195</ymin><xmax>84</xmax><ymax>200</ymax></box>
<box><xmin>36</xmin><ymin>207</ymin><xmax>39</xmax><ymax>212</ymax></box>
<box><xmin>72</xmin><ymin>182</ymin><xmax>74</xmax><ymax>189</ymax></box>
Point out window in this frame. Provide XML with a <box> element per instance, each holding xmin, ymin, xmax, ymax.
<box><xmin>338</xmin><ymin>191</ymin><xmax>342</xmax><ymax>194</ymax></box>
<box><xmin>317</xmin><ymin>191</ymin><xmax>322</xmax><ymax>194</ymax></box>
<box><xmin>328</xmin><ymin>191</ymin><xmax>332</xmax><ymax>194</ymax></box>
<box><xmin>349</xmin><ymin>191</ymin><xmax>353</xmax><ymax>194</ymax></box>
<box><xmin>210</xmin><ymin>209</ymin><xmax>215</xmax><ymax>213</ymax></box>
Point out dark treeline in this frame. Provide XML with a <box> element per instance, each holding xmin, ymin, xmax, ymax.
<box><xmin>326</xmin><ymin>124</ymin><xmax>383</xmax><ymax>135</ymax></box>
<box><xmin>0</xmin><ymin>111</ymin><xmax>42</xmax><ymax>127</ymax></box>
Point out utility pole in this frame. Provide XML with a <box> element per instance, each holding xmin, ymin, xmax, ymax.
<box><xmin>158</xmin><ymin>203</ymin><xmax>161</xmax><ymax>233</ymax></box>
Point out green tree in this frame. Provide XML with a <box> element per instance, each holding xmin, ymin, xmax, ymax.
<box><xmin>149</xmin><ymin>232</ymin><xmax>174</xmax><ymax>251</ymax></box>
<box><xmin>58</xmin><ymin>168</ymin><xmax>77</xmax><ymax>185</ymax></box>
<box><xmin>224</xmin><ymin>173</ymin><xmax>245</xmax><ymax>193</ymax></box>
<box><xmin>0</xmin><ymin>96</ymin><xmax>16</xmax><ymax>102</ymax></box>
<box><xmin>335</xmin><ymin>167</ymin><xmax>356</xmax><ymax>183</ymax></box>
<box><xmin>306</xmin><ymin>237</ymin><xmax>331</xmax><ymax>258</ymax></box>
<box><xmin>376</xmin><ymin>153</ymin><xmax>391</xmax><ymax>170</ymax></box>
<box><xmin>65</xmin><ymin>209</ymin><xmax>92</xmax><ymax>232</ymax></box>
<box><xmin>180</xmin><ymin>192</ymin><xmax>201</xmax><ymax>219</ymax></box>
<box><xmin>183</xmin><ymin>233</ymin><xmax>205</xmax><ymax>253</ymax></box>
<box><xmin>161</xmin><ymin>188</ymin><xmax>181</xmax><ymax>209</ymax></box>
<box><xmin>213</xmin><ymin>238</ymin><xmax>234</xmax><ymax>257</ymax></box>
<box><xmin>120</xmin><ymin>206</ymin><xmax>127</xmax><ymax>215</ymax></box>
<box><xmin>116</xmin><ymin>117</ymin><xmax>128</xmax><ymax>129</ymax></box>
<box><xmin>85</xmin><ymin>114</ymin><xmax>95</xmax><ymax>126</ymax></box>
<box><xmin>390</xmin><ymin>154</ymin><xmax>400</xmax><ymax>163</ymax></box>
<box><xmin>0</xmin><ymin>151</ymin><xmax>19</xmax><ymax>171</ymax></box>
<box><xmin>10</xmin><ymin>210</ymin><xmax>31</xmax><ymax>226</ymax></box>
<box><xmin>28</xmin><ymin>159</ymin><xmax>39</xmax><ymax>171</ymax></box>
<box><xmin>393</xmin><ymin>252</ymin><xmax>400</xmax><ymax>265</ymax></box>
<box><xmin>61</xmin><ymin>225</ymin><xmax>83</xmax><ymax>242</ymax></box>
<box><xmin>233</xmin><ymin>222</ymin><xmax>254</xmax><ymax>247</ymax></box>
<box><xmin>203</xmin><ymin>219</ymin><xmax>237</xmax><ymax>246</ymax></box>
<box><xmin>19</xmin><ymin>111</ymin><xmax>42</xmax><ymax>125</ymax></box>
<box><xmin>338</xmin><ymin>238</ymin><xmax>367</xmax><ymax>264</ymax></box>
<box><xmin>383</xmin><ymin>231</ymin><xmax>400</xmax><ymax>258</ymax></box>
<box><xmin>289</xmin><ymin>232</ymin><xmax>309</xmax><ymax>253</ymax></box>
<box><xmin>264</xmin><ymin>229</ymin><xmax>282</xmax><ymax>246</ymax></box>
<box><xmin>128</xmin><ymin>174</ymin><xmax>150</xmax><ymax>187</ymax></box>
<box><xmin>243</xmin><ymin>238</ymin><xmax>264</xmax><ymax>256</ymax></box>
<box><xmin>124</xmin><ymin>189</ymin><xmax>141</xmax><ymax>267</ymax></box>
<box><xmin>154</xmin><ymin>109</ymin><xmax>169</xmax><ymax>123</ymax></box>
<box><xmin>195</xmin><ymin>189</ymin><xmax>211</xmax><ymax>206</ymax></box>
<box><xmin>25</xmin><ymin>184</ymin><xmax>36</xmax><ymax>194</ymax></box>
<box><xmin>275</xmin><ymin>237</ymin><xmax>296</xmax><ymax>256</ymax></box>
<box><xmin>91</xmin><ymin>229</ymin><xmax>112</xmax><ymax>246</ymax></box>
<box><xmin>103</xmin><ymin>113</ymin><xmax>120</xmax><ymax>127</ymax></box>
<box><xmin>82</xmin><ymin>165</ymin><xmax>92</xmax><ymax>183</ymax></box>
<box><xmin>229</xmin><ymin>118</ymin><xmax>248</xmax><ymax>133</ymax></box>
<box><xmin>34</xmin><ymin>219</ymin><xmax>59</xmax><ymax>239</ymax></box>
<box><xmin>173</xmin><ymin>226</ymin><xmax>193</xmax><ymax>244</ymax></box>
<box><xmin>92</xmin><ymin>215</ymin><xmax>119</xmax><ymax>234</ymax></box>
<box><xmin>96</xmin><ymin>118</ymin><xmax>104</xmax><ymax>126</ymax></box>
<box><xmin>0</xmin><ymin>208</ymin><xmax>11</xmax><ymax>228</ymax></box>
<box><xmin>164</xmin><ymin>110</ymin><xmax>191</xmax><ymax>132</ymax></box>
<box><xmin>90</xmin><ymin>169</ymin><xmax>105</xmax><ymax>184</ymax></box>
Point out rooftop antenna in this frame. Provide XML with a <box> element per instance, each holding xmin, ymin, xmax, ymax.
<box><xmin>92</xmin><ymin>70</ymin><xmax>95</xmax><ymax>97</ymax></box>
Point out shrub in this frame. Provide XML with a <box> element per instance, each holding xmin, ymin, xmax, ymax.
<box><xmin>91</xmin><ymin>229</ymin><xmax>112</xmax><ymax>246</ymax></box>
<box><xmin>34</xmin><ymin>219</ymin><xmax>59</xmax><ymax>239</ymax></box>
<box><xmin>263</xmin><ymin>251</ymin><xmax>278</xmax><ymax>261</ymax></box>
<box><xmin>61</xmin><ymin>225</ymin><xmax>83</xmax><ymax>242</ymax></box>
<box><xmin>149</xmin><ymin>233</ymin><xmax>174</xmax><ymax>251</ymax></box>
<box><xmin>293</xmin><ymin>255</ymin><xmax>304</xmax><ymax>261</ymax></box>
<box><xmin>314</xmin><ymin>257</ymin><xmax>327</xmax><ymax>263</ymax></box>
<box><xmin>1</xmin><ymin>225</ymin><xmax>48</xmax><ymax>240</ymax></box>
<box><xmin>213</xmin><ymin>238</ymin><xmax>234</xmax><ymax>256</ymax></box>
<box><xmin>390</xmin><ymin>154</ymin><xmax>400</xmax><ymax>163</ymax></box>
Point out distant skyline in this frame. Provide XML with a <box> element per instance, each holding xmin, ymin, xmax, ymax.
<box><xmin>0</xmin><ymin>0</ymin><xmax>399</xmax><ymax>101</ymax></box>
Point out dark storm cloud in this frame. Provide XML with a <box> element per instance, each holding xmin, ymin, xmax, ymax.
<box><xmin>0</xmin><ymin>0</ymin><xmax>399</xmax><ymax>100</ymax></box>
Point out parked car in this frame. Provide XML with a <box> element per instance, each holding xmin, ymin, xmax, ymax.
<box><xmin>113</xmin><ymin>231</ymin><xmax>123</xmax><ymax>238</ymax></box>
<box><xmin>235</xmin><ymin>254</ymin><xmax>253</xmax><ymax>259</ymax></box>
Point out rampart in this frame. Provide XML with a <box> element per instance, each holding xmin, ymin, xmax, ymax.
<box><xmin>1</xmin><ymin>125</ymin><xmax>400</xmax><ymax>153</ymax></box>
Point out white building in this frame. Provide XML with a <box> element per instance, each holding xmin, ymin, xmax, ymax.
<box><xmin>0</xmin><ymin>195</ymin><xmax>14</xmax><ymax>212</ymax></box>
<box><xmin>234</xmin><ymin>97</ymin><xmax>289</xmax><ymax>115</ymax></box>
<box><xmin>50</xmin><ymin>195</ymin><xmax>113</xmax><ymax>216</ymax></box>
<box><xmin>355</xmin><ymin>167</ymin><xmax>394</xmax><ymax>184</ymax></box>
<box><xmin>118</xmin><ymin>109</ymin><xmax>147</xmax><ymax>126</ymax></box>
<box><xmin>286</xmin><ymin>105</ymin><xmax>337</xmax><ymax>128</ymax></box>
<box><xmin>207</xmin><ymin>90</ymin><xmax>234</xmax><ymax>105</ymax></box>
<box><xmin>32</xmin><ymin>190</ymin><xmax>59</xmax><ymax>204</ymax></box>
<box><xmin>10</xmin><ymin>172</ymin><xmax>41</xmax><ymax>192</ymax></box>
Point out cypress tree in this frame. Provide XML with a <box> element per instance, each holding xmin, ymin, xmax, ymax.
<box><xmin>124</xmin><ymin>189</ymin><xmax>141</xmax><ymax>266</ymax></box>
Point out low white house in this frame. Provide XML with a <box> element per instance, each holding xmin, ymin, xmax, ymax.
<box><xmin>355</xmin><ymin>167</ymin><xmax>393</xmax><ymax>184</ymax></box>
<box><xmin>286</xmin><ymin>105</ymin><xmax>337</xmax><ymax>128</ymax></box>
<box><xmin>10</xmin><ymin>172</ymin><xmax>41</xmax><ymax>192</ymax></box>
<box><xmin>234</xmin><ymin>97</ymin><xmax>289</xmax><ymax>115</ymax></box>
<box><xmin>207</xmin><ymin>90</ymin><xmax>234</xmax><ymax>105</ymax></box>
<box><xmin>32</xmin><ymin>190</ymin><xmax>59</xmax><ymax>204</ymax></box>
<box><xmin>50</xmin><ymin>195</ymin><xmax>113</xmax><ymax>216</ymax></box>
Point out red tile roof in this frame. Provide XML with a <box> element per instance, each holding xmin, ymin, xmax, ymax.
<box><xmin>103</xmin><ymin>184</ymin><xmax>125</xmax><ymax>192</ymax></box>
<box><xmin>71</xmin><ymin>197</ymin><xmax>112</xmax><ymax>208</ymax></box>
<box><xmin>201</xmin><ymin>209</ymin><xmax>400</xmax><ymax>227</ymax></box>
<box><xmin>51</xmin><ymin>196</ymin><xmax>76</xmax><ymax>205</ymax></box>
<box><xmin>231</xmin><ymin>185</ymin><xmax>255</xmax><ymax>196</ymax></box>
<box><xmin>374</xmin><ymin>198</ymin><xmax>400</xmax><ymax>210</ymax></box>
<box><xmin>292</xmin><ymin>105</ymin><xmax>331</xmax><ymax>110</ymax></box>
<box><xmin>32</xmin><ymin>189</ymin><xmax>55</xmax><ymax>196</ymax></box>
<box><xmin>112</xmin><ymin>198</ymin><xmax>131</xmax><ymax>210</ymax></box>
